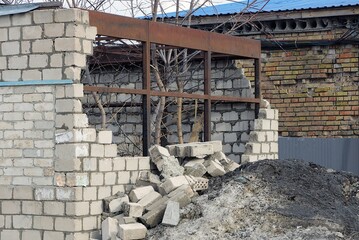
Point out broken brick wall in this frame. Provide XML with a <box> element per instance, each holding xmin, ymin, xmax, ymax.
<box><xmin>83</xmin><ymin>60</ymin><xmax>256</xmax><ymax>162</ymax></box>
<box><xmin>0</xmin><ymin>8</ymin><xmax>152</xmax><ymax>239</ymax></box>
<box><xmin>238</xmin><ymin>29</ymin><xmax>359</xmax><ymax>137</ymax></box>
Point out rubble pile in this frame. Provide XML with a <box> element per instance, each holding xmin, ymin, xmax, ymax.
<box><xmin>97</xmin><ymin>141</ymin><xmax>240</xmax><ymax>240</ymax></box>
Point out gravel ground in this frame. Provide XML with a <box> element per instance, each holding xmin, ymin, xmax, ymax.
<box><xmin>147</xmin><ymin>159</ymin><xmax>359</xmax><ymax>240</ymax></box>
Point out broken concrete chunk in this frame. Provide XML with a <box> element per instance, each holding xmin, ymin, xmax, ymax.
<box><xmin>184</xmin><ymin>161</ymin><xmax>207</xmax><ymax>177</ymax></box>
<box><xmin>140</xmin><ymin>203</ymin><xmax>167</xmax><ymax>228</ymax></box>
<box><xmin>223</xmin><ymin>161</ymin><xmax>240</xmax><ymax>172</ymax></box>
<box><xmin>101</xmin><ymin>217</ymin><xmax>118</xmax><ymax>240</ymax></box>
<box><xmin>160</xmin><ymin>176</ymin><xmax>193</xmax><ymax>194</ymax></box>
<box><xmin>185</xmin><ymin>143</ymin><xmax>214</xmax><ymax>157</ymax></box>
<box><xmin>136</xmin><ymin>171</ymin><xmax>161</xmax><ymax>191</ymax></box>
<box><xmin>149</xmin><ymin>145</ymin><xmax>170</xmax><ymax>163</ymax></box>
<box><xmin>158</xmin><ymin>156</ymin><xmax>184</xmax><ymax>179</ymax></box>
<box><xmin>129</xmin><ymin>186</ymin><xmax>154</xmax><ymax>202</ymax></box>
<box><xmin>107</xmin><ymin>193</ymin><xmax>129</xmax><ymax>213</ymax></box>
<box><xmin>162</xmin><ymin>200</ymin><xmax>180</xmax><ymax>226</ymax></box>
<box><xmin>137</xmin><ymin>191</ymin><xmax>162</xmax><ymax>209</ymax></box>
<box><xmin>207</xmin><ymin>140</ymin><xmax>223</xmax><ymax>152</ymax></box>
<box><xmin>204</xmin><ymin>159</ymin><xmax>226</xmax><ymax>177</ymax></box>
<box><xmin>145</xmin><ymin>196</ymin><xmax>169</xmax><ymax>212</ymax></box>
<box><xmin>168</xmin><ymin>184</ymin><xmax>195</xmax><ymax>199</ymax></box>
<box><xmin>123</xmin><ymin>202</ymin><xmax>144</xmax><ymax>218</ymax></box>
<box><xmin>210</xmin><ymin>151</ymin><xmax>231</xmax><ymax>165</ymax></box>
<box><xmin>118</xmin><ymin>223</ymin><xmax>147</xmax><ymax>240</ymax></box>
<box><xmin>169</xmin><ymin>189</ymin><xmax>192</xmax><ymax>208</ymax></box>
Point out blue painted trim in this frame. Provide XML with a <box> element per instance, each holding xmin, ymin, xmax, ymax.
<box><xmin>0</xmin><ymin>80</ymin><xmax>74</xmax><ymax>87</ymax></box>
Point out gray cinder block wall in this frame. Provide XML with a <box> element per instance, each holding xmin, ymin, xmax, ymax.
<box><xmin>0</xmin><ymin>8</ymin><xmax>151</xmax><ymax>239</ymax></box>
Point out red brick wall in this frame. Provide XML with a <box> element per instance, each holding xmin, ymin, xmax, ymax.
<box><xmin>240</xmin><ymin>29</ymin><xmax>359</xmax><ymax>137</ymax></box>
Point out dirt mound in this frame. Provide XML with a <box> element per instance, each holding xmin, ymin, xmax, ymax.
<box><xmin>147</xmin><ymin>159</ymin><xmax>359</xmax><ymax>240</ymax></box>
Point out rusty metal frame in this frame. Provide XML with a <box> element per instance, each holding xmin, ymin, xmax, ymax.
<box><xmin>85</xmin><ymin>10</ymin><xmax>262</xmax><ymax>156</ymax></box>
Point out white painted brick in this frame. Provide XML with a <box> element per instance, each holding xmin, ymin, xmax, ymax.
<box><xmin>113</xmin><ymin>157</ymin><xmax>126</xmax><ymax>171</ymax></box>
<box><xmin>0</xmin><ymin>28</ymin><xmax>8</xmax><ymax>41</ymax></box>
<box><xmin>9</xmin><ymin>27</ymin><xmax>20</xmax><ymax>40</ymax></box>
<box><xmin>35</xmin><ymin>187</ymin><xmax>55</xmax><ymax>200</ymax></box>
<box><xmin>82</xmin><ymin>39</ymin><xmax>93</xmax><ymax>54</ymax></box>
<box><xmin>12</xmin><ymin>13</ymin><xmax>32</xmax><ymax>26</ymax></box>
<box><xmin>118</xmin><ymin>171</ymin><xmax>130</xmax><ymax>184</ymax></box>
<box><xmin>66</xmin><ymin>23</ymin><xmax>85</xmax><ymax>37</ymax></box>
<box><xmin>44</xmin><ymin>23</ymin><xmax>65</xmax><ymax>37</ymax></box>
<box><xmin>22</xmin><ymin>70</ymin><xmax>42</xmax><ymax>80</ymax></box>
<box><xmin>245</xmin><ymin>143</ymin><xmax>261</xmax><ymax>154</ymax></box>
<box><xmin>23</xmin><ymin>26</ymin><xmax>42</xmax><ymax>39</ymax></box>
<box><xmin>55</xmin><ymin>99</ymin><xmax>82</xmax><ymax>113</ymax></box>
<box><xmin>21</xmin><ymin>41</ymin><xmax>31</xmax><ymax>54</ymax></box>
<box><xmin>0</xmin><ymin>15</ymin><xmax>11</xmax><ymax>27</ymax></box>
<box><xmin>101</xmin><ymin>217</ymin><xmax>118</xmax><ymax>240</ymax></box>
<box><xmin>0</xmin><ymin>56</ymin><xmax>6</xmax><ymax>69</ymax></box>
<box><xmin>56</xmin><ymin>113</ymin><xmax>88</xmax><ymax>129</ymax></box>
<box><xmin>33</xmin><ymin>10</ymin><xmax>54</xmax><ymax>23</ymax></box>
<box><xmin>8</xmin><ymin>56</ymin><xmax>28</xmax><ymax>69</ymax></box>
<box><xmin>97</xmin><ymin>130</ymin><xmax>112</xmax><ymax>144</ymax></box>
<box><xmin>270</xmin><ymin>142</ymin><xmax>278</xmax><ymax>153</ymax></box>
<box><xmin>29</xmin><ymin>55</ymin><xmax>48</xmax><ymax>68</ymax></box>
<box><xmin>50</xmin><ymin>53</ymin><xmax>63</xmax><ymax>68</ymax></box>
<box><xmin>55</xmin><ymin>8</ymin><xmax>83</xmax><ymax>23</ymax></box>
<box><xmin>86</xmin><ymin>26</ymin><xmax>97</xmax><ymax>39</ymax></box>
<box><xmin>32</xmin><ymin>39</ymin><xmax>53</xmax><ymax>53</ymax></box>
<box><xmin>90</xmin><ymin>144</ymin><xmax>104</xmax><ymax>157</ymax></box>
<box><xmin>259</xmin><ymin>109</ymin><xmax>275</xmax><ymax>120</ymax></box>
<box><xmin>1</xmin><ymin>41</ymin><xmax>20</xmax><ymax>55</ymax></box>
<box><xmin>254</xmin><ymin>119</ymin><xmax>271</xmax><ymax>131</ymax></box>
<box><xmin>118</xmin><ymin>223</ymin><xmax>147</xmax><ymax>240</ymax></box>
<box><xmin>55</xmin><ymin>38</ymin><xmax>81</xmax><ymax>51</ymax></box>
<box><xmin>64</xmin><ymin>66</ymin><xmax>82</xmax><ymax>81</ymax></box>
<box><xmin>65</xmin><ymin>84</ymin><xmax>84</xmax><ymax>98</ymax></box>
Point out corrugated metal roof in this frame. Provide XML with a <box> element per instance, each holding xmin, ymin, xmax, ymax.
<box><xmin>162</xmin><ymin>0</ymin><xmax>359</xmax><ymax>18</ymax></box>
<box><xmin>0</xmin><ymin>2</ymin><xmax>62</xmax><ymax>17</ymax></box>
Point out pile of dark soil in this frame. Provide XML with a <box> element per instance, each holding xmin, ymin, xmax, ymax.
<box><xmin>147</xmin><ymin>159</ymin><xmax>359</xmax><ymax>240</ymax></box>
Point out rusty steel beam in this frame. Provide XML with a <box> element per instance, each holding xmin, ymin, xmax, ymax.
<box><xmin>142</xmin><ymin>41</ymin><xmax>151</xmax><ymax>156</ymax></box>
<box><xmin>84</xmin><ymin>85</ymin><xmax>260</xmax><ymax>103</ymax></box>
<box><xmin>88</xmin><ymin>10</ymin><xmax>261</xmax><ymax>59</ymax></box>
<box><xmin>204</xmin><ymin>51</ymin><xmax>212</xmax><ymax>142</ymax></box>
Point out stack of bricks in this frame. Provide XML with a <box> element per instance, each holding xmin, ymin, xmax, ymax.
<box><xmin>0</xmin><ymin>8</ymin><xmax>152</xmax><ymax>239</ymax></box>
<box><xmin>241</xmin><ymin>108</ymin><xmax>279</xmax><ymax>163</ymax></box>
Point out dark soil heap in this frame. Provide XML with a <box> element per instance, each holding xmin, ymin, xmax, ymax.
<box><xmin>147</xmin><ymin>159</ymin><xmax>359</xmax><ymax>240</ymax></box>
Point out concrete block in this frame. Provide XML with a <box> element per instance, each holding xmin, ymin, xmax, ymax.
<box><xmin>34</xmin><ymin>9</ymin><xmax>53</xmax><ymax>23</ymax></box>
<box><xmin>65</xmin><ymin>84</ymin><xmax>84</xmax><ymax>98</ymax></box>
<box><xmin>105</xmin><ymin>144</ymin><xmax>117</xmax><ymax>157</ymax></box>
<box><xmin>55</xmin><ymin>143</ymin><xmax>89</xmax><ymax>171</ymax></box>
<box><xmin>123</xmin><ymin>202</ymin><xmax>143</xmax><ymax>218</ymax></box>
<box><xmin>160</xmin><ymin>176</ymin><xmax>192</xmax><ymax>194</ymax></box>
<box><xmin>101</xmin><ymin>217</ymin><xmax>118</xmax><ymax>240</ymax></box>
<box><xmin>55</xmin><ymin>38</ymin><xmax>81</xmax><ymax>52</ymax></box>
<box><xmin>168</xmin><ymin>188</ymin><xmax>192</xmax><ymax>208</ymax></box>
<box><xmin>108</xmin><ymin>193</ymin><xmax>129</xmax><ymax>213</ymax></box>
<box><xmin>55</xmin><ymin>99</ymin><xmax>82</xmax><ymax>113</ymax></box>
<box><xmin>97</xmin><ymin>130</ymin><xmax>112</xmax><ymax>144</ymax></box>
<box><xmin>245</xmin><ymin>143</ymin><xmax>261</xmax><ymax>154</ymax></box>
<box><xmin>90</xmin><ymin>144</ymin><xmax>104</xmax><ymax>157</ymax></box>
<box><xmin>223</xmin><ymin>161</ymin><xmax>240</xmax><ymax>173</ymax></box>
<box><xmin>158</xmin><ymin>156</ymin><xmax>184</xmax><ymax>179</ymax></box>
<box><xmin>249</xmin><ymin>131</ymin><xmax>266</xmax><ymax>142</ymax></box>
<box><xmin>167</xmin><ymin>184</ymin><xmax>195</xmax><ymax>199</ymax></box>
<box><xmin>136</xmin><ymin>171</ymin><xmax>161</xmax><ymax>191</ymax></box>
<box><xmin>208</xmin><ymin>140</ymin><xmax>223</xmax><ymax>152</ymax></box>
<box><xmin>129</xmin><ymin>186</ymin><xmax>154</xmax><ymax>202</ymax></box>
<box><xmin>137</xmin><ymin>191</ymin><xmax>162</xmax><ymax>209</ymax></box>
<box><xmin>185</xmin><ymin>143</ymin><xmax>214</xmax><ymax>157</ymax></box>
<box><xmin>22</xmin><ymin>26</ymin><xmax>42</xmax><ymax>39</ymax></box>
<box><xmin>254</xmin><ymin>119</ymin><xmax>271</xmax><ymax>131</ymax></box>
<box><xmin>149</xmin><ymin>145</ymin><xmax>170</xmax><ymax>163</ymax></box>
<box><xmin>118</xmin><ymin>223</ymin><xmax>147</xmax><ymax>240</ymax></box>
<box><xmin>56</xmin><ymin>113</ymin><xmax>88</xmax><ymax>130</ymax></box>
<box><xmin>139</xmin><ymin>203</ymin><xmax>167</xmax><ymax>228</ymax></box>
<box><xmin>55</xmin><ymin>8</ymin><xmax>82</xmax><ymax>23</ymax></box>
<box><xmin>204</xmin><ymin>160</ymin><xmax>226</xmax><ymax>177</ymax></box>
<box><xmin>162</xmin><ymin>201</ymin><xmax>180</xmax><ymax>226</ymax></box>
<box><xmin>1</xmin><ymin>41</ymin><xmax>20</xmax><ymax>55</ymax></box>
<box><xmin>184</xmin><ymin>161</ymin><xmax>207</xmax><ymax>177</ymax></box>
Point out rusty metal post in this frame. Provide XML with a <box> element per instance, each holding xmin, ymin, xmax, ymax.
<box><xmin>204</xmin><ymin>51</ymin><xmax>212</xmax><ymax>141</ymax></box>
<box><xmin>254</xmin><ymin>58</ymin><xmax>261</xmax><ymax>118</ymax></box>
<box><xmin>142</xmin><ymin>40</ymin><xmax>151</xmax><ymax>156</ymax></box>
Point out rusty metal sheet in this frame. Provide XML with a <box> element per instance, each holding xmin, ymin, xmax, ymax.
<box><xmin>88</xmin><ymin>10</ymin><xmax>149</xmax><ymax>41</ymax></box>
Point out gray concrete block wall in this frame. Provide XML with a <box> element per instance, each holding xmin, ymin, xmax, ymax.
<box><xmin>0</xmin><ymin>8</ymin><xmax>152</xmax><ymax>239</ymax></box>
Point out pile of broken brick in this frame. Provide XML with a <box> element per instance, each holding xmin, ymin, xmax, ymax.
<box><xmin>100</xmin><ymin>141</ymin><xmax>240</xmax><ymax>240</ymax></box>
